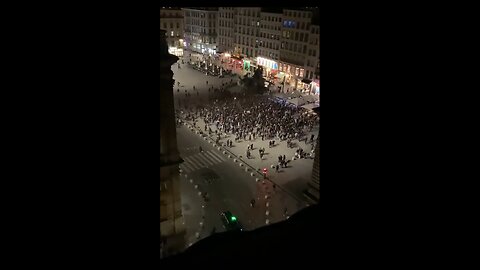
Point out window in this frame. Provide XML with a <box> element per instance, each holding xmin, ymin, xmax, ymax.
<box><xmin>163</xmin><ymin>22</ymin><xmax>167</xmax><ymax>28</ymax></box>
<box><xmin>170</xmin><ymin>22</ymin><xmax>173</xmax><ymax>28</ymax></box>
<box><xmin>295</xmin><ymin>67</ymin><xmax>299</xmax><ymax>76</ymax></box>
<box><xmin>303</xmin><ymin>45</ymin><xmax>307</xmax><ymax>54</ymax></box>
<box><xmin>304</xmin><ymin>34</ymin><xmax>309</xmax><ymax>42</ymax></box>
<box><xmin>300</xmin><ymin>32</ymin><xmax>303</xmax><ymax>41</ymax></box>
<box><xmin>300</xmin><ymin>68</ymin><xmax>304</xmax><ymax>77</ymax></box>
<box><xmin>171</xmin><ymin>31</ymin><xmax>174</xmax><ymax>37</ymax></box>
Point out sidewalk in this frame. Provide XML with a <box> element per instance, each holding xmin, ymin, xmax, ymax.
<box><xmin>179</xmin><ymin>175</ymin><xmax>205</xmax><ymax>247</ymax></box>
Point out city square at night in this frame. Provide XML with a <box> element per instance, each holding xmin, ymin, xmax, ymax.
<box><xmin>160</xmin><ymin>6</ymin><xmax>320</xmax><ymax>261</ymax></box>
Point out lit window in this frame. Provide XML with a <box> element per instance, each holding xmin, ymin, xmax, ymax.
<box><xmin>171</xmin><ymin>31</ymin><xmax>174</xmax><ymax>36</ymax></box>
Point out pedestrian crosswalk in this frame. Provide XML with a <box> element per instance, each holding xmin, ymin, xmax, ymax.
<box><xmin>180</xmin><ymin>150</ymin><xmax>227</xmax><ymax>173</ymax></box>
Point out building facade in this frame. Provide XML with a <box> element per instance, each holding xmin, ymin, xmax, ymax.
<box><xmin>217</xmin><ymin>7</ymin><xmax>235</xmax><ymax>54</ymax></box>
<box><xmin>160</xmin><ymin>29</ymin><xmax>186</xmax><ymax>257</ymax></box>
<box><xmin>175</xmin><ymin>7</ymin><xmax>319</xmax><ymax>92</ymax></box>
<box><xmin>160</xmin><ymin>7</ymin><xmax>184</xmax><ymax>56</ymax></box>
<box><xmin>304</xmin><ymin>23</ymin><xmax>320</xmax><ymax>94</ymax></box>
<box><xmin>257</xmin><ymin>11</ymin><xmax>282</xmax><ymax>80</ymax></box>
<box><xmin>278</xmin><ymin>9</ymin><xmax>313</xmax><ymax>91</ymax></box>
<box><xmin>183</xmin><ymin>8</ymin><xmax>218</xmax><ymax>55</ymax></box>
<box><xmin>232</xmin><ymin>7</ymin><xmax>261</xmax><ymax>73</ymax></box>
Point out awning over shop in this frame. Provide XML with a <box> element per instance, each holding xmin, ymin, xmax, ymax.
<box><xmin>301</xmin><ymin>79</ymin><xmax>312</xmax><ymax>84</ymax></box>
<box><xmin>302</xmin><ymin>95</ymin><xmax>316</xmax><ymax>103</ymax></box>
<box><xmin>301</xmin><ymin>103</ymin><xmax>320</xmax><ymax>111</ymax></box>
<box><xmin>288</xmin><ymin>98</ymin><xmax>307</xmax><ymax>106</ymax></box>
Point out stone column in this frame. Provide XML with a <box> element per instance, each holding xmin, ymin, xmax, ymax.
<box><xmin>160</xmin><ymin>29</ymin><xmax>185</xmax><ymax>255</ymax></box>
<box><xmin>304</xmin><ymin>107</ymin><xmax>320</xmax><ymax>203</ymax></box>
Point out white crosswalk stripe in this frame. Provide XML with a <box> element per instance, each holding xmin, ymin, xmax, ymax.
<box><xmin>180</xmin><ymin>150</ymin><xmax>226</xmax><ymax>173</ymax></box>
<box><xmin>204</xmin><ymin>151</ymin><xmax>223</xmax><ymax>163</ymax></box>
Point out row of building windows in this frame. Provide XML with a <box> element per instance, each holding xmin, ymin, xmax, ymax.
<box><xmin>219</xmin><ymin>28</ymin><xmax>232</xmax><ymax>37</ymax></box>
<box><xmin>185</xmin><ymin>12</ymin><xmax>216</xmax><ymax>19</ymax></box>
<box><xmin>219</xmin><ymin>12</ymin><xmax>234</xmax><ymax>18</ymax></box>
<box><xmin>261</xmin><ymin>24</ymin><xmax>281</xmax><ymax>31</ymax></box>
<box><xmin>235</xmin><ymin>27</ymin><xmax>260</xmax><ymax>36</ymax></box>
<box><xmin>282</xmin><ymin>42</ymin><xmax>307</xmax><ymax>54</ymax></box>
<box><xmin>262</xmin><ymin>16</ymin><xmax>282</xmax><ymax>22</ymax></box>
<box><xmin>260</xmin><ymin>32</ymin><xmax>280</xmax><ymax>40</ymax></box>
<box><xmin>235</xmin><ymin>17</ymin><xmax>260</xmax><ymax>26</ymax></box>
<box><xmin>279</xmin><ymin>63</ymin><xmax>305</xmax><ymax>78</ymax></box>
<box><xmin>219</xmin><ymin>20</ymin><xmax>233</xmax><ymax>28</ymax></box>
<box><xmin>283</xmin><ymin>30</ymin><xmax>309</xmax><ymax>43</ymax></box>
<box><xmin>162</xmin><ymin>22</ymin><xmax>180</xmax><ymax>29</ymax></box>
<box><xmin>186</xmin><ymin>27</ymin><xmax>216</xmax><ymax>34</ymax></box>
<box><xmin>164</xmin><ymin>31</ymin><xmax>181</xmax><ymax>37</ymax></box>
<box><xmin>185</xmin><ymin>19</ymin><xmax>215</xmax><ymax>27</ymax></box>
<box><xmin>284</xmin><ymin>10</ymin><xmax>312</xmax><ymax>18</ymax></box>
<box><xmin>259</xmin><ymin>41</ymin><xmax>279</xmax><ymax>50</ymax></box>
<box><xmin>283</xmin><ymin>20</ymin><xmax>310</xmax><ymax>30</ymax></box>
<box><xmin>237</xmin><ymin>9</ymin><xmax>260</xmax><ymax>17</ymax></box>
<box><xmin>161</xmin><ymin>12</ymin><xmax>182</xmax><ymax>18</ymax></box>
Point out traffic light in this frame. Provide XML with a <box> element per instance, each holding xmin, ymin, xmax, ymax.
<box><xmin>230</xmin><ymin>216</ymin><xmax>237</xmax><ymax>222</ymax></box>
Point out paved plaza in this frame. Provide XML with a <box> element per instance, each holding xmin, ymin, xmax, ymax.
<box><xmin>170</xmin><ymin>53</ymin><xmax>319</xmax><ymax>249</ymax></box>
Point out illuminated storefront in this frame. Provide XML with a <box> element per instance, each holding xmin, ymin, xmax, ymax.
<box><xmin>257</xmin><ymin>57</ymin><xmax>279</xmax><ymax>79</ymax></box>
<box><xmin>243</xmin><ymin>60</ymin><xmax>251</xmax><ymax>71</ymax></box>
<box><xmin>168</xmin><ymin>47</ymin><xmax>184</xmax><ymax>57</ymax></box>
<box><xmin>312</xmin><ymin>79</ymin><xmax>320</xmax><ymax>95</ymax></box>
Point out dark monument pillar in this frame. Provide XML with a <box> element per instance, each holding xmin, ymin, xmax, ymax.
<box><xmin>160</xmin><ymin>29</ymin><xmax>185</xmax><ymax>256</ymax></box>
<box><xmin>305</xmin><ymin>107</ymin><xmax>320</xmax><ymax>203</ymax></box>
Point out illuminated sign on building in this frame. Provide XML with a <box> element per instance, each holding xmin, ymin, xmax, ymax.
<box><xmin>257</xmin><ymin>57</ymin><xmax>278</xmax><ymax>70</ymax></box>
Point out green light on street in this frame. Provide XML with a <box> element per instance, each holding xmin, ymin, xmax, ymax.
<box><xmin>231</xmin><ymin>216</ymin><xmax>237</xmax><ymax>221</ymax></box>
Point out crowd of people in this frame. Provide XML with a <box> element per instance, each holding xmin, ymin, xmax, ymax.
<box><xmin>177</xmin><ymin>89</ymin><xmax>319</xmax><ymax>166</ymax></box>
<box><xmin>175</xmin><ymin>51</ymin><xmax>319</xmax><ymax>170</ymax></box>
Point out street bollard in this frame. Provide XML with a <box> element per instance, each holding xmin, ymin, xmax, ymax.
<box><xmin>245</xmin><ymin>167</ymin><xmax>248</xmax><ymax>171</ymax></box>
<box><xmin>223</xmin><ymin>151</ymin><xmax>227</xmax><ymax>154</ymax></box>
<box><xmin>292</xmin><ymin>156</ymin><xmax>296</xmax><ymax>160</ymax></box>
<box><xmin>184</xmin><ymin>174</ymin><xmax>188</xmax><ymax>178</ymax></box>
<box><xmin>266</xmin><ymin>202</ymin><xmax>269</xmax><ymax>207</ymax></box>
<box><xmin>266</xmin><ymin>210</ymin><xmax>269</xmax><ymax>216</ymax></box>
<box><xmin>250</xmin><ymin>172</ymin><xmax>254</xmax><ymax>176</ymax></box>
<box><xmin>266</xmin><ymin>219</ymin><xmax>270</xmax><ymax>225</ymax></box>
<box><xmin>179</xmin><ymin>169</ymin><xmax>183</xmax><ymax>173</ymax></box>
<box><xmin>218</xmin><ymin>147</ymin><xmax>221</xmax><ymax>150</ymax></box>
<box><xmin>228</xmin><ymin>155</ymin><xmax>232</xmax><ymax>158</ymax></box>
<box><xmin>264</xmin><ymin>195</ymin><xmax>269</xmax><ymax>199</ymax></box>
<box><xmin>271</xmin><ymin>165</ymin><xmax>275</xmax><ymax>168</ymax></box>
<box><xmin>194</xmin><ymin>185</ymin><xmax>198</xmax><ymax>189</ymax></box>
<box><xmin>239</xmin><ymin>163</ymin><xmax>243</xmax><ymax>167</ymax></box>
<box><xmin>255</xmin><ymin>178</ymin><xmax>259</xmax><ymax>182</ymax></box>
<box><xmin>198</xmin><ymin>191</ymin><xmax>202</xmax><ymax>196</ymax></box>
<box><xmin>190</xmin><ymin>179</ymin><xmax>193</xmax><ymax>183</ymax></box>
<box><xmin>233</xmin><ymin>159</ymin><xmax>237</xmax><ymax>162</ymax></box>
